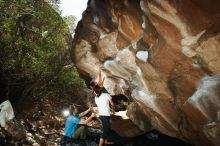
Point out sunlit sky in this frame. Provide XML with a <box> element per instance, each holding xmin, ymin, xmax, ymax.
<box><xmin>59</xmin><ymin>0</ymin><xmax>88</xmax><ymax>23</ymax></box>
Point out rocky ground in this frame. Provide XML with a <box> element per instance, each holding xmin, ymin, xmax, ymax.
<box><xmin>0</xmin><ymin>95</ymin><xmax>101</xmax><ymax>146</ymax></box>
<box><xmin>0</xmin><ymin>93</ymin><xmax>194</xmax><ymax>146</ymax></box>
<box><xmin>1</xmin><ymin>98</ymin><xmax>66</xmax><ymax>145</ymax></box>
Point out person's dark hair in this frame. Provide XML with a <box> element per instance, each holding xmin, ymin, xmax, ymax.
<box><xmin>93</xmin><ymin>85</ymin><xmax>102</xmax><ymax>96</ymax></box>
<box><xmin>90</xmin><ymin>81</ymin><xmax>96</xmax><ymax>90</ymax></box>
<box><xmin>69</xmin><ymin>104</ymin><xmax>77</xmax><ymax>115</ymax></box>
<box><xmin>101</xmin><ymin>87</ymin><xmax>108</xmax><ymax>93</ymax></box>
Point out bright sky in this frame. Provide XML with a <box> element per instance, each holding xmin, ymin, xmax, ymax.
<box><xmin>59</xmin><ymin>0</ymin><xmax>88</xmax><ymax>23</ymax></box>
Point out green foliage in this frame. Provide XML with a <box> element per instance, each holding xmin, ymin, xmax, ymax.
<box><xmin>0</xmin><ymin>0</ymin><xmax>85</xmax><ymax>101</ymax></box>
<box><xmin>63</xmin><ymin>15</ymin><xmax>77</xmax><ymax>34</ymax></box>
<box><xmin>46</xmin><ymin>0</ymin><xmax>61</xmax><ymax>13</ymax></box>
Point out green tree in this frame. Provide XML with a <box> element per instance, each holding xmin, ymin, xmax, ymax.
<box><xmin>63</xmin><ymin>15</ymin><xmax>77</xmax><ymax>34</ymax></box>
<box><xmin>46</xmin><ymin>0</ymin><xmax>61</xmax><ymax>14</ymax></box>
<box><xmin>0</xmin><ymin>0</ymin><xmax>85</xmax><ymax>103</ymax></box>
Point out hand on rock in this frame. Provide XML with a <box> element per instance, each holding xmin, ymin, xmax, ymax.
<box><xmin>91</xmin><ymin>113</ymin><xmax>96</xmax><ymax>118</ymax></box>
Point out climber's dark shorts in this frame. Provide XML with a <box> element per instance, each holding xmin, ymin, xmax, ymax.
<box><xmin>99</xmin><ymin>116</ymin><xmax>110</xmax><ymax>138</ymax></box>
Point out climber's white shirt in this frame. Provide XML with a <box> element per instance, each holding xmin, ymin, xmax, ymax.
<box><xmin>95</xmin><ymin>93</ymin><xmax>112</xmax><ymax>116</ymax></box>
<box><xmin>0</xmin><ymin>100</ymin><xmax>14</xmax><ymax>127</ymax></box>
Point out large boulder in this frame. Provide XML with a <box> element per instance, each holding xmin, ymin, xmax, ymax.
<box><xmin>71</xmin><ymin>0</ymin><xmax>220</xmax><ymax>145</ymax></box>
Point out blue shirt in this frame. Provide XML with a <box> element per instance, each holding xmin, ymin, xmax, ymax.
<box><xmin>64</xmin><ymin>114</ymin><xmax>80</xmax><ymax>138</ymax></box>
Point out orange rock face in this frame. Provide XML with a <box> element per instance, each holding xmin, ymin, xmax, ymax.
<box><xmin>71</xmin><ymin>0</ymin><xmax>220</xmax><ymax>145</ymax></box>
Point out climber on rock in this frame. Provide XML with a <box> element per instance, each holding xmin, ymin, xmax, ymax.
<box><xmin>93</xmin><ymin>85</ymin><xmax>115</xmax><ymax>146</ymax></box>
<box><xmin>64</xmin><ymin>104</ymin><xmax>96</xmax><ymax>139</ymax></box>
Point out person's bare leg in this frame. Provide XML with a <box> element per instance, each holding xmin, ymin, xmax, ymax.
<box><xmin>99</xmin><ymin>138</ymin><xmax>104</xmax><ymax>146</ymax></box>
